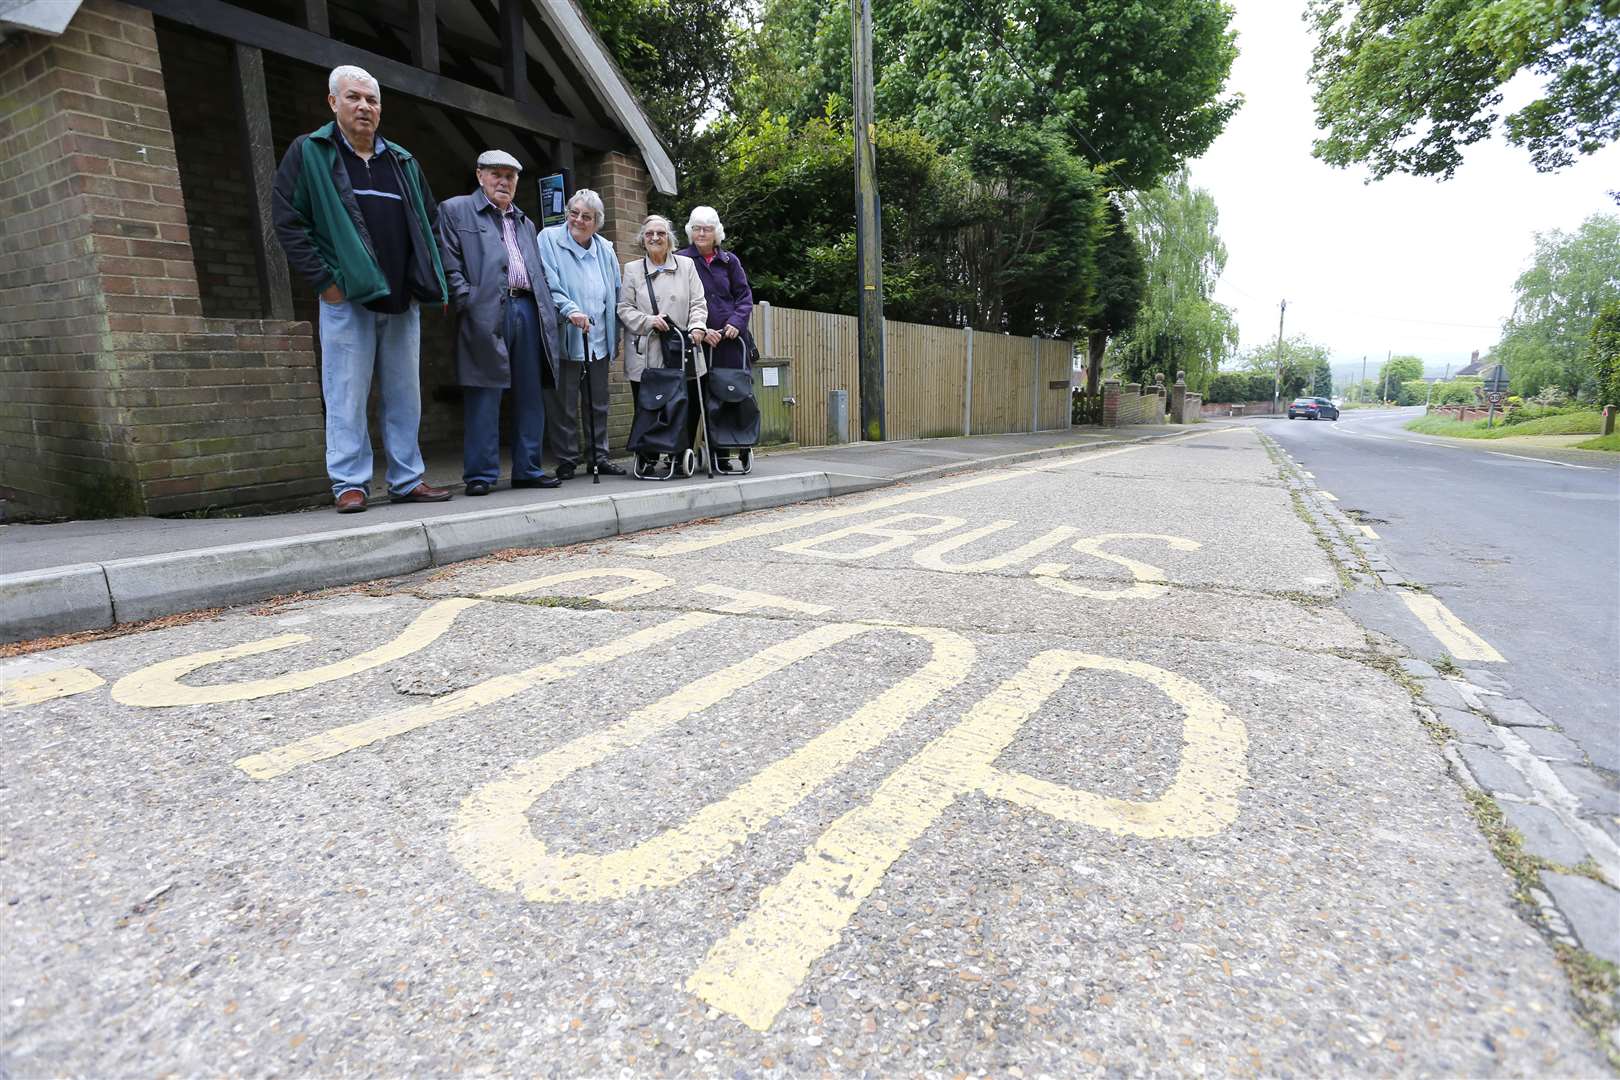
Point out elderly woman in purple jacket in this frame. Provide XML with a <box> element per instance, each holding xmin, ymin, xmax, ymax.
<box><xmin>678</xmin><ymin>205</ymin><xmax>754</xmax><ymax>469</ymax></box>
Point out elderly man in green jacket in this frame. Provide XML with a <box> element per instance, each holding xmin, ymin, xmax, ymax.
<box><xmin>271</xmin><ymin>64</ymin><xmax>452</xmax><ymax>513</ymax></box>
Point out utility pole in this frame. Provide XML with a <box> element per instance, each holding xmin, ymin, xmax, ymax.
<box><xmin>1381</xmin><ymin>348</ymin><xmax>1392</xmax><ymax>402</ymax></box>
<box><xmin>1359</xmin><ymin>354</ymin><xmax>1367</xmax><ymax>403</ymax></box>
<box><xmin>851</xmin><ymin>0</ymin><xmax>886</xmax><ymax>441</ymax></box>
<box><xmin>1270</xmin><ymin>300</ymin><xmax>1287</xmax><ymax>412</ymax></box>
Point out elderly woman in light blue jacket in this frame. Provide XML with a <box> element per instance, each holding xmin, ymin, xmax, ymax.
<box><xmin>537</xmin><ymin>188</ymin><xmax>624</xmax><ymax>478</ymax></box>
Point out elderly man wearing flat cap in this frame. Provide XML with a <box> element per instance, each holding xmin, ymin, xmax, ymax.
<box><xmin>436</xmin><ymin>150</ymin><xmax>562</xmax><ymax>493</ymax></box>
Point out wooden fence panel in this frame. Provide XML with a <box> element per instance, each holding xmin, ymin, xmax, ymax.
<box><xmin>884</xmin><ymin>319</ymin><xmax>967</xmax><ymax>440</ymax></box>
<box><xmin>758</xmin><ymin>306</ymin><xmax>1071</xmax><ymax>445</ymax></box>
<box><xmin>968</xmin><ymin>332</ymin><xmax>1026</xmax><ymax>434</ymax></box>
<box><xmin>1039</xmin><ymin>338</ymin><xmax>1076</xmax><ymax>429</ymax></box>
<box><xmin>766</xmin><ymin>306</ymin><xmax>858</xmax><ymax>446</ymax></box>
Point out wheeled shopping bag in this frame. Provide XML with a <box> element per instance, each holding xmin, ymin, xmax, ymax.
<box><xmin>703</xmin><ymin>346</ymin><xmax>760</xmax><ymax>475</ymax></box>
<box><xmin>629</xmin><ymin>326</ymin><xmax>700</xmax><ymax>481</ymax></box>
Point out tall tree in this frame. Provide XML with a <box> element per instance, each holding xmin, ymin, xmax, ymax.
<box><xmin>1239</xmin><ymin>336</ymin><xmax>1331</xmax><ymax>400</ymax></box>
<box><xmin>735</xmin><ymin>0</ymin><xmax>1241</xmax><ymax>189</ymax></box>
<box><xmin>1306</xmin><ymin>0</ymin><xmax>1620</xmax><ymax>180</ymax></box>
<box><xmin>1082</xmin><ymin>196</ymin><xmax>1146</xmax><ymax>394</ymax></box>
<box><xmin>1494</xmin><ymin>214</ymin><xmax>1620</xmax><ymax>396</ymax></box>
<box><xmin>1377</xmin><ymin>354</ymin><xmax>1425</xmax><ymax>399</ymax></box>
<box><xmin>1112</xmin><ymin>172</ymin><xmax>1238</xmax><ymax>391</ymax></box>
<box><xmin>578</xmin><ymin>0</ymin><xmax>748</xmax><ymax>185</ymax></box>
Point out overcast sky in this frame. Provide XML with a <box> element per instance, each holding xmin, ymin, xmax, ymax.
<box><xmin>1187</xmin><ymin>1</ymin><xmax>1620</xmax><ymax>377</ymax></box>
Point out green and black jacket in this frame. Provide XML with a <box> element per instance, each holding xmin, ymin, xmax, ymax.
<box><xmin>270</xmin><ymin>120</ymin><xmax>447</xmax><ymax>306</ymax></box>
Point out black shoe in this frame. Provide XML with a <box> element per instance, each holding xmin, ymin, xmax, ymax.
<box><xmin>715</xmin><ymin>455</ymin><xmax>736</xmax><ymax>473</ymax></box>
<box><xmin>555</xmin><ymin>463</ymin><xmax>577</xmax><ymax>481</ymax></box>
<box><xmin>464</xmin><ymin>480</ymin><xmax>492</xmax><ymax>496</ymax></box>
<box><xmin>512</xmin><ymin>474</ymin><xmax>561</xmax><ymax>489</ymax></box>
<box><xmin>595</xmin><ymin>460</ymin><xmax>627</xmax><ymax>476</ymax></box>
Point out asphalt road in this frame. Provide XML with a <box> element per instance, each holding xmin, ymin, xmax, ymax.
<box><xmin>1</xmin><ymin>427</ymin><xmax>1601</xmax><ymax>1075</ymax></box>
<box><xmin>1266</xmin><ymin>407</ymin><xmax>1620</xmax><ymax>774</ymax></box>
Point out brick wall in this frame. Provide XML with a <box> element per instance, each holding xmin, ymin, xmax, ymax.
<box><xmin>576</xmin><ymin>149</ymin><xmax>650</xmax><ymax>450</ymax></box>
<box><xmin>1099</xmin><ymin>380</ymin><xmax>1167</xmax><ymax>427</ymax></box>
<box><xmin>0</xmin><ymin>0</ymin><xmax>325</xmax><ymax>517</ymax></box>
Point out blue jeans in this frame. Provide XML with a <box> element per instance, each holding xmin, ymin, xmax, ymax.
<box><xmin>463</xmin><ymin>295</ymin><xmax>546</xmax><ymax>484</ymax></box>
<box><xmin>318</xmin><ymin>299</ymin><xmax>426</xmax><ymax>498</ymax></box>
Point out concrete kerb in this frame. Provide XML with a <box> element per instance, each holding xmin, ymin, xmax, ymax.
<box><xmin>104</xmin><ymin>522</ymin><xmax>435</xmax><ymax>625</ymax></box>
<box><xmin>0</xmin><ymin>564</ymin><xmax>114</xmax><ymax>643</ymax></box>
<box><xmin>611</xmin><ymin>483</ymin><xmax>746</xmax><ymax>534</ymax></box>
<box><xmin>423</xmin><ymin>496</ymin><xmax>620</xmax><ymax>566</ymax></box>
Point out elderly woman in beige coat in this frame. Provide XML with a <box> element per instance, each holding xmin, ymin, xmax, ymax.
<box><xmin>619</xmin><ymin>214</ymin><xmax>708</xmax><ymax>465</ymax></box>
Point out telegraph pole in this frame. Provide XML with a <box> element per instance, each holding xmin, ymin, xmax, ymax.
<box><xmin>1359</xmin><ymin>354</ymin><xmax>1367</xmax><ymax>403</ymax></box>
<box><xmin>1381</xmin><ymin>348</ymin><xmax>1392</xmax><ymax>402</ymax></box>
<box><xmin>1271</xmin><ymin>300</ymin><xmax>1287</xmax><ymax>411</ymax></box>
<box><xmin>851</xmin><ymin>0</ymin><xmax>886</xmax><ymax>440</ymax></box>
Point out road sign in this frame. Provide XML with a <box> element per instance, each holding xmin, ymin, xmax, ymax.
<box><xmin>1487</xmin><ymin>391</ymin><xmax>1505</xmax><ymax>405</ymax></box>
<box><xmin>1480</xmin><ymin>363</ymin><xmax>1509</xmax><ymax>393</ymax></box>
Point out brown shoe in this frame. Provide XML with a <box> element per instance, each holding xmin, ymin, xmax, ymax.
<box><xmin>391</xmin><ymin>481</ymin><xmax>452</xmax><ymax>504</ymax></box>
<box><xmin>335</xmin><ymin>489</ymin><xmax>367</xmax><ymax>513</ymax></box>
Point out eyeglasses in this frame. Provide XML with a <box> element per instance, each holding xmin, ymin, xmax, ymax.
<box><xmin>567</xmin><ymin>209</ymin><xmax>595</xmax><ymax>221</ymax></box>
<box><xmin>688</xmin><ymin>224</ymin><xmax>715</xmax><ymax>232</ymax></box>
<box><xmin>644</xmin><ymin>230</ymin><xmax>669</xmax><ymax>238</ymax></box>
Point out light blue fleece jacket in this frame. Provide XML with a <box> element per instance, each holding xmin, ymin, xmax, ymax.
<box><xmin>538</xmin><ymin>222</ymin><xmax>621</xmax><ymax>362</ymax></box>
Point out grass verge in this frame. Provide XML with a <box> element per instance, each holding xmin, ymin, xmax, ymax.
<box><xmin>1575</xmin><ymin>432</ymin><xmax>1620</xmax><ymax>451</ymax></box>
<box><xmin>1406</xmin><ymin>411</ymin><xmax>1604</xmax><ymax>439</ymax></box>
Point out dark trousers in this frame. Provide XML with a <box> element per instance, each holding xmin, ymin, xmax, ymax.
<box><xmin>544</xmin><ymin>354</ymin><xmax>610</xmax><ymax>466</ymax></box>
<box><xmin>462</xmin><ymin>295</ymin><xmax>546</xmax><ymax>485</ymax></box>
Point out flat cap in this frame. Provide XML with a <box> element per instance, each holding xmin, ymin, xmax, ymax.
<box><xmin>477</xmin><ymin>149</ymin><xmax>522</xmax><ymax>171</ymax></box>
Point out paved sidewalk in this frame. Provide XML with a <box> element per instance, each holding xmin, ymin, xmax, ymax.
<box><xmin>0</xmin><ymin>425</ymin><xmax>1192</xmax><ymax>643</ymax></box>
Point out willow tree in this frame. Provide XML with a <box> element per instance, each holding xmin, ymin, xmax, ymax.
<box><xmin>1113</xmin><ymin>171</ymin><xmax>1238</xmax><ymax>392</ymax></box>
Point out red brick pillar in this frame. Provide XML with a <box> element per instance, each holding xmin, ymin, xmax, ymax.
<box><xmin>580</xmin><ymin>149</ymin><xmax>652</xmax><ymax>454</ymax></box>
<box><xmin>1101</xmin><ymin>379</ymin><xmax>1121</xmax><ymax>426</ymax></box>
<box><xmin>0</xmin><ymin>0</ymin><xmax>325</xmax><ymax>517</ymax></box>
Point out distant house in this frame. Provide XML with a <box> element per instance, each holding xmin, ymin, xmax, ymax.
<box><xmin>2</xmin><ymin>0</ymin><xmax>673</xmax><ymax>517</ymax></box>
<box><xmin>1456</xmin><ymin>350</ymin><xmax>1488</xmax><ymax>377</ymax></box>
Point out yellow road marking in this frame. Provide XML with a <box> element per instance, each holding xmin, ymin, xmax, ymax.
<box><xmin>1030</xmin><ymin>533</ymin><xmax>1201</xmax><ymax>600</ymax></box>
<box><xmin>1358</xmin><ymin>524</ymin><xmax>1380</xmax><ymax>539</ymax></box>
<box><xmin>234</xmin><ymin>580</ymin><xmax>815</xmax><ymax>780</ymax></box>
<box><xmin>113</xmin><ymin>569</ymin><xmax>672</xmax><ymax>708</ymax></box>
<box><xmin>1398</xmin><ymin>592</ymin><xmax>1505</xmax><ymax>663</ymax></box>
<box><xmin>774</xmin><ymin>513</ymin><xmax>965</xmax><ymax>560</ymax></box>
<box><xmin>694</xmin><ymin>585</ymin><xmax>832</xmax><ymax>616</ymax></box>
<box><xmin>235</xmin><ymin>612</ymin><xmax>719</xmax><ymax>780</ymax></box>
<box><xmin>0</xmin><ymin>666</ymin><xmax>105</xmax><ymax>709</ymax></box>
<box><xmin>912</xmin><ymin>522</ymin><xmax>1081</xmax><ymax>573</ymax></box>
<box><xmin>449</xmin><ymin>623</ymin><xmax>974</xmax><ymax>902</ymax></box>
<box><xmin>689</xmin><ymin>651</ymin><xmax>1247</xmax><ymax>1030</ymax></box>
<box><xmin>639</xmin><ymin>433</ymin><xmax>1228</xmax><ymax>558</ymax></box>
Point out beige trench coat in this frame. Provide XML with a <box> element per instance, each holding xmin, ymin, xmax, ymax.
<box><xmin>619</xmin><ymin>254</ymin><xmax>709</xmax><ymax>381</ymax></box>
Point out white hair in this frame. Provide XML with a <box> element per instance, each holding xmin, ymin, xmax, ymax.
<box><xmin>638</xmin><ymin>214</ymin><xmax>675</xmax><ymax>245</ymax></box>
<box><xmin>568</xmin><ymin>188</ymin><xmax>606</xmax><ymax>226</ymax></box>
<box><xmin>328</xmin><ymin>65</ymin><xmax>380</xmax><ymax>97</ymax></box>
<box><xmin>684</xmin><ymin>205</ymin><xmax>725</xmax><ymax>245</ymax></box>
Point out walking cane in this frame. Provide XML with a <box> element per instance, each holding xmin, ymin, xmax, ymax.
<box><xmin>581</xmin><ymin>319</ymin><xmax>600</xmax><ymax>484</ymax></box>
<box><xmin>693</xmin><ymin>340</ymin><xmax>715</xmax><ymax>479</ymax></box>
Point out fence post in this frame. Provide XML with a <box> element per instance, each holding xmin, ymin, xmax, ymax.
<box><xmin>962</xmin><ymin>325</ymin><xmax>974</xmax><ymax>436</ymax></box>
<box><xmin>1031</xmin><ymin>337</ymin><xmax>1041</xmax><ymax>432</ymax></box>
<box><xmin>758</xmin><ymin>300</ymin><xmax>772</xmax><ymax>357</ymax></box>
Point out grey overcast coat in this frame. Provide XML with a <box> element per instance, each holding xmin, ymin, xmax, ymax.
<box><xmin>436</xmin><ymin>190</ymin><xmax>559</xmax><ymax>389</ymax></box>
<box><xmin>619</xmin><ymin>254</ymin><xmax>709</xmax><ymax>381</ymax></box>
